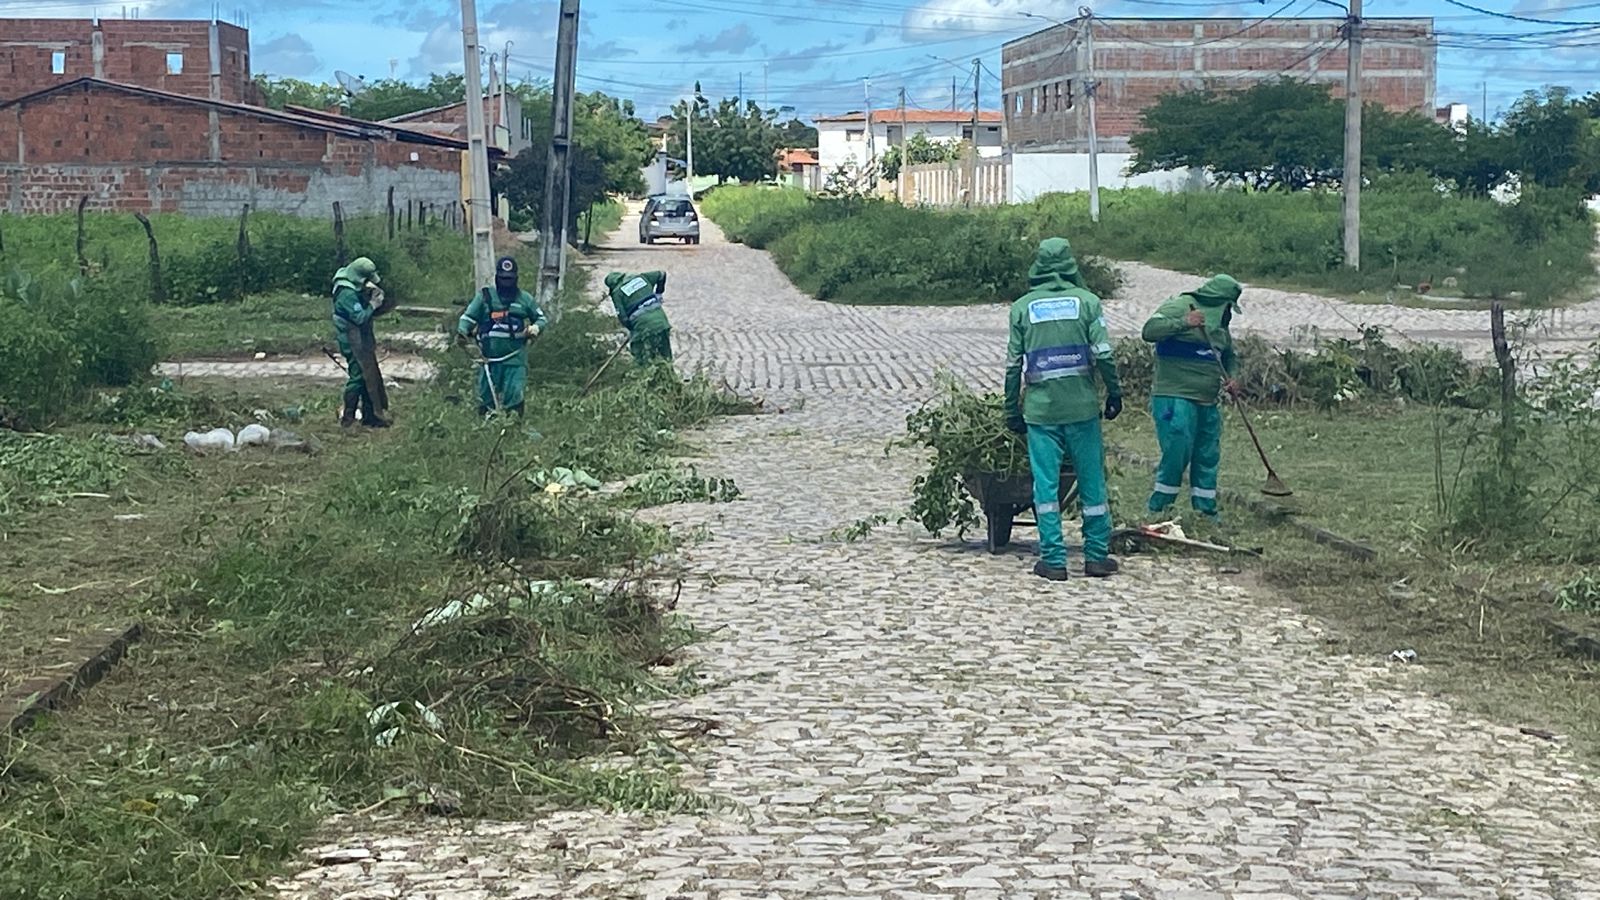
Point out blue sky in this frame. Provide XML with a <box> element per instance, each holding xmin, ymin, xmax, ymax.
<box><xmin>7</xmin><ymin>0</ymin><xmax>1599</xmax><ymax>120</ymax></box>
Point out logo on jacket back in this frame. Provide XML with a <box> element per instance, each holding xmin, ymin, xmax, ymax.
<box><xmin>621</xmin><ymin>276</ymin><xmax>650</xmax><ymax>296</ymax></box>
<box><xmin>1028</xmin><ymin>296</ymin><xmax>1080</xmax><ymax>323</ymax></box>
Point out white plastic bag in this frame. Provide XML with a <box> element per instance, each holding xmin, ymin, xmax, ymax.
<box><xmin>237</xmin><ymin>424</ymin><xmax>271</xmax><ymax>447</ymax></box>
<box><xmin>183</xmin><ymin>427</ymin><xmax>236</xmax><ymax>453</ymax></box>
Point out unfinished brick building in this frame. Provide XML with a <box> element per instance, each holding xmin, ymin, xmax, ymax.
<box><xmin>0</xmin><ymin>17</ymin><xmax>255</xmax><ymax>104</ymax></box>
<box><xmin>0</xmin><ymin>79</ymin><xmax>473</xmax><ymax>216</ymax></box>
<box><xmin>1002</xmin><ymin>17</ymin><xmax>1437</xmax><ymax>154</ymax></box>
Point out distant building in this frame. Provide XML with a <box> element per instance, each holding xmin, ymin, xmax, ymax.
<box><xmin>814</xmin><ymin>109</ymin><xmax>1003</xmax><ymax>175</ymax></box>
<box><xmin>1000</xmin><ymin>16</ymin><xmax>1437</xmax><ymax>198</ymax></box>
<box><xmin>777</xmin><ymin>147</ymin><xmax>820</xmax><ymax>190</ymax></box>
<box><xmin>383</xmin><ymin>90</ymin><xmax>531</xmax><ymax>157</ymax></box>
<box><xmin>0</xmin><ymin>17</ymin><xmax>255</xmax><ymax>104</ymax></box>
<box><xmin>1435</xmin><ymin>102</ymin><xmax>1471</xmax><ymax>131</ymax></box>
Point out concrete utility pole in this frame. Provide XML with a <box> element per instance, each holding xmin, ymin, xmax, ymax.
<box><xmin>1342</xmin><ymin>0</ymin><xmax>1362</xmax><ymax>269</ymax></box>
<box><xmin>967</xmin><ymin>57</ymin><xmax>980</xmax><ymax>207</ymax></box>
<box><xmin>459</xmin><ymin>0</ymin><xmax>495</xmax><ymax>290</ymax></box>
<box><xmin>686</xmin><ymin>92</ymin><xmax>695</xmax><ymax>188</ymax></box>
<box><xmin>898</xmin><ymin>87</ymin><xmax>909</xmax><ymax>204</ymax></box>
<box><xmin>537</xmin><ymin>0</ymin><xmax>580</xmax><ymax>314</ymax></box>
<box><xmin>864</xmin><ymin>78</ymin><xmax>876</xmax><ymax>176</ymax></box>
<box><xmin>1084</xmin><ymin>9</ymin><xmax>1102</xmax><ymax>224</ymax></box>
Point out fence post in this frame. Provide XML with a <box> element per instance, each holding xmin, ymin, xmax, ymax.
<box><xmin>386</xmin><ymin>187</ymin><xmax>396</xmax><ymax>241</ymax></box>
<box><xmin>75</xmin><ymin>195</ymin><xmax>90</xmax><ymax>275</ymax></box>
<box><xmin>1490</xmin><ymin>300</ymin><xmax>1518</xmax><ymax>468</ymax></box>
<box><xmin>405</xmin><ymin>199</ymin><xmax>413</xmax><ymax>232</ymax></box>
<box><xmin>332</xmin><ymin>201</ymin><xmax>348</xmax><ymax>267</ymax></box>
<box><xmin>235</xmin><ymin>203</ymin><xmax>251</xmax><ymax>299</ymax></box>
<box><xmin>132</xmin><ymin>212</ymin><xmax>165</xmax><ymax>303</ymax></box>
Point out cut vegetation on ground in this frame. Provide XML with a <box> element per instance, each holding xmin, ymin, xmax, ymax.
<box><xmin>1</xmin><ymin>239</ymin><xmax>749</xmax><ymax>898</ymax></box>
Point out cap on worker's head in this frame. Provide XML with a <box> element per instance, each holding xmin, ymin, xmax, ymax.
<box><xmin>495</xmin><ymin>256</ymin><xmax>518</xmax><ymax>279</ymax></box>
<box><xmin>604</xmin><ymin>272</ymin><xmax>624</xmax><ymax>290</ymax></box>
<box><xmin>350</xmin><ymin>256</ymin><xmax>380</xmax><ymax>285</ymax></box>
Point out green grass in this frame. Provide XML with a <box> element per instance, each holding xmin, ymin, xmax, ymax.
<box><xmin>0</xmin><ymin>211</ymin><xmax>478</xmax><ymax>307</ymax></box>
<box><xmin>704</xmin><ymin>183</ymin><xmax>1597</xmax><ymax>306</ymax></box>
<box><xmin>0</xmin><ymin>282</ymin><xmax>745</xmax><ymax>897</ymax></box>
<box><xmin>578</xmin><ymin>199</ymin><xmax>625</xmax><ymax>245</ymax></box>
<box><xmin>1099</xmin><ymin>397</ymin><xmax>1600</xmax><ymax>764</ymax></box>
<box><xmin>151</xmin><ymin>291</ymin><xmax>453</xmax><ymax>359</ymax></box>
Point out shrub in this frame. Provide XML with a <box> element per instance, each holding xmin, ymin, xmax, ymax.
<box><xmin>705</xmin><ymin>182</ymin><xmax>1595</xmax><ymax>306</ymax></box>
<box><xmin>0</xmin><ymin>211</ymin><xmax>478</xmax><ymax>307</ymax></box>
<box><xmin>0</xmin><ymin>270</ymin><xmax>160</xmax><ymax>428</ymax></box>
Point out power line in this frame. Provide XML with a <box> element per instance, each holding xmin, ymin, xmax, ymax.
<box><xmin>1437</xmin><ymin>0</ymin><xmax>1600</xmax><ymax>27</ymax></box>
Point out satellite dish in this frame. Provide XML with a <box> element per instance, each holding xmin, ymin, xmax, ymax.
<box><xmin>334</xmin><ymin>70</ymin><xmax>370</xmax><ymax>97</ymax></box>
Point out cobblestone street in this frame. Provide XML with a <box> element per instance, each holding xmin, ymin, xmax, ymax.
<box><xmin>280</xmin><ymin>217</ymin><xmax>1600</xmax><ymax>900</ymax></box>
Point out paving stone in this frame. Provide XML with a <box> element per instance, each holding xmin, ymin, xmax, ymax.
<box><xmin>274</xmin><ymin>213</ymin><xmax>1600</xmax><ymax>899</ymax></box>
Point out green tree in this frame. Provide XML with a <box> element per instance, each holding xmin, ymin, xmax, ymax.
<box><xmin>254</xmin><ymin>76</ymin><xmax>343</xmax><ymax>111</ymax></box>
<box><xmin>494</xmin><ymin>89</ymin><xmax>653</xmax><ymax>237</ymax></box>
<box><xmin>879</xmin><ymin>132</ymin><xmax>963</xmax><ymax>181</ymax></box>
<box><xmin>347</xmin><ymin>73</ymin><xmax>469</xmax><ymax>121</ymax></box>
<box><xmin>1501</xmin><ymin>87</ymin><xmax>1600</xmax><ymax>194</ymax></box>
<box><xmin>667</xmin><ymin>92</ymin><xmax>784</xmax><ymax>184</ymax></box>
<box><xmin>778</xmin><ymin>118</ymin><xmax>818</xmax><ymax>148</ymax></box>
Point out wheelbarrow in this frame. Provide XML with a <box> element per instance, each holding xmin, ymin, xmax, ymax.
<box><xmin>962</xmin><ymin>466</ymin><xmax>1078</xmax><ymax>554</ymax></box>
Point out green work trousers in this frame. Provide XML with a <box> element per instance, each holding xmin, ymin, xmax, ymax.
<box><xmin>1148</xmin><ymin>395</ymin><xmax>1222</xmax><ymax>515</ymax></box>
<box><xmin>630</xmin><ymin>329</ymin><xmax>673</xmax><ymax>364</ymax></box>
<box><xmin>337</xmin><ymin>339</ymin><xmax>365</xmax><ymax>393</ymax></box>
<box><xmin>1027</xmin><ymin>418</ymin><xmax>1111</xmax><ymax>568</ymax></box>
<box><xmin>478</xmin><ymin>359</ymin><xmax>527</xmax><ymax>413</ymax></box>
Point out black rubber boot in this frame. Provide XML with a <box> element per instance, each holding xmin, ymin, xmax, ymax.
<box><xmin>1084</xmin><ymin>557</ymin><xmax>1121</xmax><ymax>578</ymax></box>
<box><xmin>340</xmin><ymin>389</ymin><xmax>360</xmax><ymax>428</ymax></box>
<box><xmin>1032</xmin><ymin>560</ymin><xmax>1069</xmax><ymax>582</ymax></box>
<box><xmin>358</xmin><ymin>389</ymin><xmax>391</xmax><ymax>429</ymax></box>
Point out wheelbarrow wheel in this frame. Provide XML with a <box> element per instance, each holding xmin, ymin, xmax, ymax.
<box><xmin>986</xmin><ymin>508</ymin><xmax>1015</xmax><ymax>554</ymax></box>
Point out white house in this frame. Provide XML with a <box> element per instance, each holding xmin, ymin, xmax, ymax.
<box><xmin>815</xmin><ymin>109</ymin><xmax>1004</xmax><ymax>175</ymax></box>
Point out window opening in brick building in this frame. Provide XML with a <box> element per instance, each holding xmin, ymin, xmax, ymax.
<box><xmin>845</xmin><ymin>128</ymin><xmax>863</xmax><ymax>142</ymax></box>
<box><xmin>51</xmin><ymin>51</ymin><xmax>66</xmax><ymax>74</ymax></box>
<box><xmin>167</xmin><ymin>53</ymin><xmax>184</xmax><ymax>75</ymax></box>
<box><xmin>1012</xmin><ymin>93</ymin><xmax>1021</xmax><ymax>115</ymax></box>
<box><xmin>1065</xmin><ymin>80</ymin><xmax>1075</xmax><ymax>111</ymax></box>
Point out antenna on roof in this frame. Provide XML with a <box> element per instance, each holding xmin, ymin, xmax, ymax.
<box><xmin>335</xmin><ymin>71</ymin><xmax>371</xmax><ymax>98</ymax></box>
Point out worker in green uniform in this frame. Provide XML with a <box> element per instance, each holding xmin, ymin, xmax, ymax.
<box><xmin>331</xmin><ymin>256</ymin><xmax>388</xmax><ymax>428</ymax></box>
<box><xmin>1140</xmin><ymin>274</ymin><xmax>1243</xmax><ymax>519</ymax></box>
<box><xmin>1003</xmin><ymin>237</ymin><xmax>1123</xmax><ymax>581</ymax></box>
<box><xmin>456</xmin><ymin>256</ymin><xmax>547</xmax><ymax>416</ymax></box>
<box><xmin>604</xmin><ymin>270</ymin><xmax>672</xmax><ymax>363</ymax></box>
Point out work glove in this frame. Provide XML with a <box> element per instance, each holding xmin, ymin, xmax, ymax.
<box><xmin>523</xmin><ymin>323</ymin><xmax>542</xmax><ymax>339</ymax></box>
<box><xmin>1005</xmin><ymin>414</ymin><xmax>1027</xmax><ymax>436</ymax></box>
<box><xmin>1104</xmin><ymin>394</ymin><xmax>1123</xmax><ymax>421</ymax></box>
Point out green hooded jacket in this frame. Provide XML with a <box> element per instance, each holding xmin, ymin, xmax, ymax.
<box><xmin>1141</xmin><ymin>274</ymin><xmax>1242</xmax><ymax>405</ymax></box>
<box><xmin>331</xmin><ymin>257</ymin><xmax>381</xmax><ymax>350</ymax></box>
<box><xmin>1004</xmin><ymin>238</ymin><xmax>1121</xmax><ymax>426</ymax></box>
<box><xmin>605</xmin><ymin>271</ymin><xmax>669</xmax><ymax>338</ymax></box>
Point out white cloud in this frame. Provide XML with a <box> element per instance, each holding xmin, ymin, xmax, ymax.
<box><xmin>256</xmin><ymin>33</ymin><xmax>321</xmax><ymax>77</ymax></box>
<box><xmin>900</xmin><ymin>0</ymin><xmax>1065</xmax><ymax>41</ymax></box>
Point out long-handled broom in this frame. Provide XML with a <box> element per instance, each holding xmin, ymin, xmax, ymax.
<box><xmin>1196</xmin><ymin>321</ymin><xmax>1293</xmax><ymax>497</ymax></box>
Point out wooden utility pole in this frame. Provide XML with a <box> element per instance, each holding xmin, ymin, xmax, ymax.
<box><xmin>864</xmin><ymin>77</ymin><xmax>875</xmax><ymax>177</ymax></box>
<box><xmin>537</xmin><ymin>0</ymin><xmax>581</xmax><ymax>318</ymax></box>
<box><xmin>1342</xmin><ymin>0</ymin><xmax>1363</xmax><ymax>269</ymax></box>
<box><xmin>1084</xmin><ymin>9</ymin><xmax>1101</xmax><ymax>224</ymax></box>
<box><xmin>459</xmin><ymin>0</ymin><xmax>496</xmax><ymax>290</ymax></box>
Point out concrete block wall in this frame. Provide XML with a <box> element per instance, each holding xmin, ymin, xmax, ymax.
<box><xmin>1002</xmin><ymin>17</ymin><xmax>1436</xmax><ymax>153</ymax></box>
<box><xmin>0</xmin><ymin>18</ymin><xmax>253</xmax><ymax>104</ymax></box>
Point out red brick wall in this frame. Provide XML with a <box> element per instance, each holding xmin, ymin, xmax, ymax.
<box><xmin>1002</xmin><ymin>17</ymin><xmax>1436</xmax><ymax>153</ymax></box>
<box><xmin>0</xmin><ymin>19</ymin><xmax>253</xmax><ymax>104</ymax></box>
<box><xmin>1</xmin><ymin>84</ymin><xmax>463</xmax><ymax>216</ymax></box>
